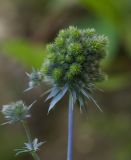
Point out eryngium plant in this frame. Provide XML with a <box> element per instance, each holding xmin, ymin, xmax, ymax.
<box><xmin>1</xmin><ymin>101</ymin><xmax>44</xmax><ymax>160</ymax></box>
<box><xmin>2</xmin><ymin>101</ymin><xmax>31</xmax><ymax>124</ymax></box>
<box><xmin>27</xmin><ymin>26</ymin><xmax>108</xmax><ymax>160</ymax></box>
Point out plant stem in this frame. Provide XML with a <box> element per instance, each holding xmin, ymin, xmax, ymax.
<box><xmin>21</xmin><ymin>120</ymin><xmax>41</xmax><ymax>160</ymax></box>
<box><xmin>67</xmin><ymin>94</ymin><xmax>74</xmax><ymax>160</ymax></box>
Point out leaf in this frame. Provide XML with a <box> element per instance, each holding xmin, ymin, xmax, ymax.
<box><xmin>40</xmin><ymin>88</ymin><xmax>53</xmax><ymax>97</ymax></box>
<box><xmin>97</xmin><ymin>74</ymin><xmax>131</xmax><ymax>91</ymax></box>
<box><xmin>88</xmin><ymin>94</ymin><xmax>103</xmax><ymax>112</ymax></box>
<box><xmin>48</xmin><ymin>84</ymin><xmax>68</xmax><ymax>113</ymax></box>
<box><xmin>15</xmin><ymin>149</ymin><xmax>29</xmax><ymax>156</ymax></box>
<box><xmin>79</xmin><ymin>0</ymin><xmax>122</xmax><ymax>27</ymax></box>
<box><xmin>71</xmin><ymin>90</ymin><xmax>77</xmax><ymax>105</ymax></box>
<box><xmin>28</xmin><ymin>100</ymin><xmax>37</xmax><ymax>110</ymax></box>
<box><xmin>81</xmin><ymin>88</ymin><xmax>103</xmax><ymax>112</ymax></box>
<box><xmin>2</xmin><ymin>39</ymin><xmax>47</xmax><ymax>68</ymax></box>
<box><xmin>45</xmin><ymin>86</ymin><xmax>60</xmax><ymax>101</ymax></box>
<box><xmin>78</xmin><ymin>95</ymin><xmax>86</xmax><ymax>113</ymax></box>
<box><xmin>80</xmin><ymin>88</ymin><xmax>90</xmax><ymax>100</ymax></box>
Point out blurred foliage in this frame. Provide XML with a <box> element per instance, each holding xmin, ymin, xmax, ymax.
<box><xmin>0</xmin><ymin>125</ymin><xmax>25</xmax><ymax>160</ymax></box>
<box><xmin>87</xmin><ymin>113</ymin><xmax>131</xmax><ymax>159</ymax></box>
<box><xmin>80</xmin><ymin>0</ymin><xmax>131</xmax><ymax>55</ymax></box>
<box><xmin>1</xmin><ymin>0</ymin><xmax>131</xmax><ymax>91</ymax></box>
<box><xmin>0</xmin><ymin>0</ymin><xmax>131</xmax><ymax>160</ymax></box>
<box><xmin>98</xmin><ymin>74</ymin><xmax>131</xmax><ymax>90</ymax></box>
<box><xmin>2</xmin><ymin>39</ymin><xmax>46</xmax><ymax>68</ymax></box>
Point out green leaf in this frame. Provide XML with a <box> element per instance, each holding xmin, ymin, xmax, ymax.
<box><xmin>2</xmin><ymin>39</ymin><xmax>47</xmax><ymax>68</ymax></box>
<box><xmin>97</xmin><ymin>73</ymin><xmax>131</xmax><ymax>90</ymax></box>
<box><xmin>79</xmin><ymin>0</ymin><xmax>123</xmax><ymax>27</ymax></box>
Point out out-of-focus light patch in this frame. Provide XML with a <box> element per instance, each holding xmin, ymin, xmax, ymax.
<box><xmin>0</xmin><ymin>1</ymin><xmax>17</xmax><ymax>42</ymax></box>
<box><xmin>0</xmin><ymin>19</ymin><xmax>10</xmax><ymax>41</ymax></box>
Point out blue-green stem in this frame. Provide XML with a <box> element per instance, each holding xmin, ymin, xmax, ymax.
<box><xmin>67</xmin><ymin>94</ymin><xmax>74</xmax><ymax>160</ymax></box>
<box><xmin>21</xmin><ymin>120</ymin><xmax>41</xmax><ymax>160</ymax></box>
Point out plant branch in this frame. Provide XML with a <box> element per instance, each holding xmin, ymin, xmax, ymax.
<box><xmin>21</xmin><ymin>120</ymin><xmax>41</xmax><ymax>160</ymax></box>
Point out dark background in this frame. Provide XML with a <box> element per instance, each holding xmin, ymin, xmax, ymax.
<box><xmin>0</xmin><ymin>0</ymin><xmax>131</xmax><ymax>159</ymax></box>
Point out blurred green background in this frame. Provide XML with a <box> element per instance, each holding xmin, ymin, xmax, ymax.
<box><xmin>0</xmin><ymin>0</ymin><xmax>131</xmax><ymax>160</ymax></box>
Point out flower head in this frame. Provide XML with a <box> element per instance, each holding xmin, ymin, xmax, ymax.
<box><xmin>42</xmin><ymin>27</ymin><xmax>108</xmax><ymax>86</ymax></box>
<box><xmin>15</xmin><ymin>138</ymin><xmax>45</xmax><ymax>156</ymax></box>
<box><xmin>25</xmin><ymin>68</ymin><xmax>44</xmax><ymax>91</ymax></box>
<box><xmin>1</xmin><ymin>100</ymin><xmax>35</xmax><ymax>124</ymax></box>
<box><xmin>28</xmin><ymin>26</ymin><xmax>108</xmax><ymax>112</ymax></box>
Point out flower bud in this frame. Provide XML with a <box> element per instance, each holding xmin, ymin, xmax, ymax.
<box><xmin>2</xmin><ymin>101</ymin><xmax>32</xmax><ymax>124</ymax></box>
<box><xmin>26</xmin><ymin>69</ymin><xmax>44</xmax><ymax>91</ymax></box>
<box><xmin>53</xmin><ymin>68</ymin><xmax>63</xmax><ymax>81</ymax></box>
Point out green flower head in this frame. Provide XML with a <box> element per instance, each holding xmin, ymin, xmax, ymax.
<box><xmin>41</xmin><ymin>26</ymin><xmax>108</xmax><ymax>87</ymax></box>
<box><xmin>28</xmin><ymin>26</ymin><xmax>108</xmax><ymax>112</ymax></box>
<box><xmin>1</xmin><ymin>101</ymin><xmax>35</xmax><ymax>124</ymax></box>
<box><xmin>25</xmin><ymin>68</ymin><xmax>44</xmax><ymax>91</ymax></box>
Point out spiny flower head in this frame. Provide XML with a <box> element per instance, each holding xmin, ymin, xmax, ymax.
<box><xmin>27</xmin><ymin>26</ymin><xmax>108</xmax><ymax>112</ymax></box>
<box><xmin>41</xmin><ymin>26</ymin><xmax>108</xmax><ymax>87</ymax></box>
<box><xmin>25</xmin><ymin>68</ymin><xmax>44</xmax><ymax>91</ymax></box>
<box><xmin>1</xmin><ymin>101</ymin><xmax>34</xmax><ymax>124</ymax></box>
<box><xmin>15</xmin><ymin>138</ymin><xmax>45</xmax><ymax>156</ymax></box>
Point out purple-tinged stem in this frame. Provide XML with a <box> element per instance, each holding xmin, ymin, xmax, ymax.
<box><xmin>67</xmin><ymin>95</ymin><xmax>74</xmax><ymax>160</ymax></box>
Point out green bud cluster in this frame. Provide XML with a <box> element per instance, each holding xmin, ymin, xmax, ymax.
<box><xmin>41</xmin><ymin>26</ymin><xmax>108</xmax><ymax>89</ymax></box>
<box><xmin>26</xmin><ymin>69</ymin><xmax>44</xmax><ymax>90</ymax></box>
<box><xmin>2</xmin><ymin>101</ymin><xmax>31</xmax><ymax>124</ymax></box>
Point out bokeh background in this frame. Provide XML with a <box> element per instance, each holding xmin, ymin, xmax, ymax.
<box><xmin>0</xmin><ymin>0</ymin><xmax>131</xmax><ymax>160</ymax></box>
